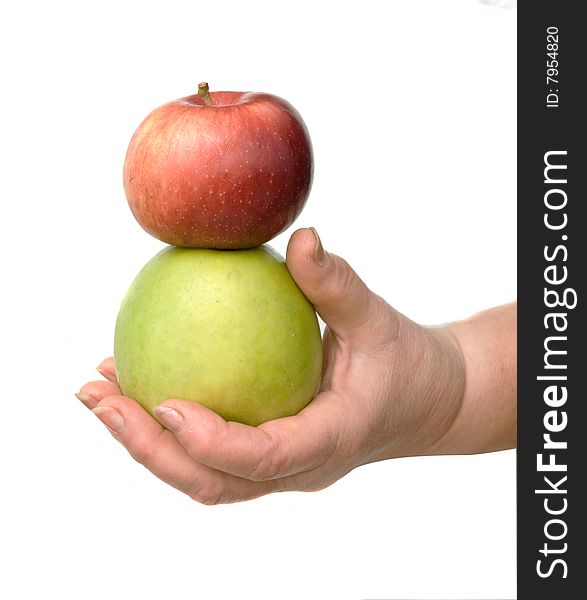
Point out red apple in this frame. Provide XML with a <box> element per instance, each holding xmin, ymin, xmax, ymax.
<box><xmin>123</xmin><ymin>83</ymin><xmax>313</xmax><ymax>248</ymax></box>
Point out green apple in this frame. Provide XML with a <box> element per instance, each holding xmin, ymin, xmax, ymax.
<box><xmin>114</xmin><ymin>245</ymin><xmax>322</xmax><ymax>426</ymax></box>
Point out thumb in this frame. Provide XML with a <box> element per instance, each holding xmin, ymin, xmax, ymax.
<box><xmin>286</xmin><ymin>228</ymin><xmax>390</xmax><ymax>339</ymax></box>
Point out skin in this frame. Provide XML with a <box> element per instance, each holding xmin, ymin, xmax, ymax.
<box><xmin>77</xmin><ymin>227</ymin><xmax>517</xmax><ymax>505</ymax></box>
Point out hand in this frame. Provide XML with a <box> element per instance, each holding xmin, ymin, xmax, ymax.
<box><xmin>77</xmin><ymin>228</ymin><xmax>475</xmax><ymax>504</ymax></box>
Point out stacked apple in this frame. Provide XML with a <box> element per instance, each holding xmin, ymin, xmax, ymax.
<box><xmin>114</xmin><ymin>83</ymin><xmax>322</xmax><ymax>426</ymax></box>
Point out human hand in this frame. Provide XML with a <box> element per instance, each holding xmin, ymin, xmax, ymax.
<box><xmin>77</xmin><ymin>228</ymin><xmax>469</xmax><ymax>504</ymax></box>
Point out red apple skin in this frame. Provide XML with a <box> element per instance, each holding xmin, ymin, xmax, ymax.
<box><xmin>123</xmin><ymin>91</ymin><xmax>313</xmax><ymax>248</ymax></box>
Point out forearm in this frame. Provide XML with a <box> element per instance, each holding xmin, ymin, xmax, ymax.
<box><xmin>429</xmin><ymin>302</ymin><xmax>517</xmax><ymax>455</ymax></box>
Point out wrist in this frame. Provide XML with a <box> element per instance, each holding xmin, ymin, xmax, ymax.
<box><xmin>412</xmin><ymin>323</ymin><xmax>468</xmax><ymax>455</ymax></box>
<box><xmin>376</xmin><ymin>317</ymin><xmax>467</xmax><ymax>459</ymax></box>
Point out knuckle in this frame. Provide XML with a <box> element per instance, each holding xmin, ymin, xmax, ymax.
<box><xmin>128</xmin><ymin>438</ymin><xmax>155</xmax><ymax>466</ymax></box>
<box><xmin>127</xmin><ymin>429</ymin><xmax>165</xmax><ymax>467</ymax></box>
<box><xmin>189</xmin><ymin>483</ymin><xmax>225</xmax><ymax>506</ymax></box>
<box><xmin>312</xmin><ymin>408</ymin><xmax>345</xmax><ymax>465</ymax></box>
<box><xmin>246</xmin><ymin>434</ymin><xmax>287</xmax><ymax>481</ymax></box>
<box><xmin>334</xmin><ymin>257</ymin><xmax>357</xmax><ymax>292</ymax></box>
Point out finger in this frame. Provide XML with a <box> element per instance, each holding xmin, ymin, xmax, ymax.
<box><xmin>92</xmin><ymin>394</ymin><xmax>279</xmax><ymax>504</ymax></box>
<box><xmin>154</xmin><ymin>391</ymin><xmax>346</xmax><ymax>482</ymax></box>
<box><xmin>96</xmin><ymin>357</ymin><xmax>117</xmax><ymax>382</ymax></box>
<box><xmin>286</xmin><ymin>228</ymin><xmax>398</xmax><ymax>343</ymax></box>
<box><xmin>76</xmin><ymin>380</ymin><xmax>121</xmax><ymax>409</ymax></box>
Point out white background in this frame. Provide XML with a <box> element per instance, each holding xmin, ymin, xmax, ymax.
<box><xmin>0</xmin><ymin>1</ymin><xmax>516</xmax><ymax>599</ymax></box>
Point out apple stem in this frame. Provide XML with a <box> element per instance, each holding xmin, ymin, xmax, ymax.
<box><xmin>198</xmin><ymin>82</ymin><xmax>213</xmax><ymax>106</ymax></box>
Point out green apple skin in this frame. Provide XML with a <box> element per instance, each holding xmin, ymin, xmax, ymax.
<box><xmin>114</xmin><ymin>245</ymin><xmax>322</xmax><ymax>426</ymax></box>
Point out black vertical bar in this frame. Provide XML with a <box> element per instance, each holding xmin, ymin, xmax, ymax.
<box><xmin>518</xmin><ymin>2</ymin><xmax>585</xmax><ymax>598</ymax></box>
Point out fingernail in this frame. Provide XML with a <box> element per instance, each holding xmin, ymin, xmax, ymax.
<box><xmin>92</xmin><ymin>406</ymin><xmax>124</xmax><ymax>434</ymax></box>
<box><xmin>96</xmin><ymin>366</ymin><xmax>117</xmax><ymax>383</ymax></box>
<box><xmin>154</xmin><ymin>406</ymin><xmax>183</xmax><ymax>432</ymax></box>
<box><xmin>309</xmin><ymin>227</ymin><xmax>326</xmax><ymax>266</ymax></box>
<box><xmin>75</xmin><ymin>392</ymin><xmax>96</xmax><ymax>408</ymax></box>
